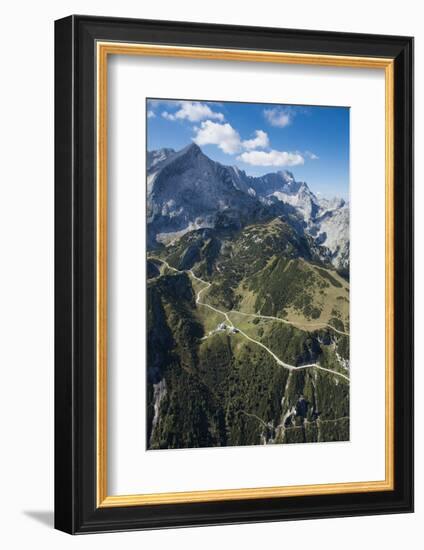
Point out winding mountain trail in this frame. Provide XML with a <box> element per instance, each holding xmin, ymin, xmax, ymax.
<box><xmin>229</xmin><ymin>310</ymin><xmax>349</xmax><ymax>337</ymax></box>
<box><xmin>152</xmin><ymin>257</ymin><xmax>349</xmax><ymax>383</ymax></box>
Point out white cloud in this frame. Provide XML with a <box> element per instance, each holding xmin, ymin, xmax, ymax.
<box><xmin>305</xmin><ymin>150</ymin><xmax>319</xmax><ymax>160</ymax></box>
<box><xmin>193</xmin><ymin>121</ymin><xmax>241</xmax><ymax>154</ymax></box>
<box><xmin>237</xmin><ymin>149</ymin><xmax>304</xmax><ymax>167</ymax></box>
<box><xmin>162</xmin><ymin>101</ymin><xmax>224</xmax><ymax>122</ymax></box>
<box><xmin>161</xmin><ymin>111</ymin><xmax>175</xmax><ymax>120</ymax></box>
<box><xmin>147</xmin><ymin>110</ymin><xmax>156</xmax><ymax>119</ymax></box>
<box><xmin>264</xmin><ymin>107</ymin><xmax>293</xmax><ymax>128</ymax></box>
<box><xmin>193</xmin><ymin>123</ymin><xmax>273</xmax><ymax>155</ymax></box>
<box><xmin>242</xmin><ymin>130</ymin><xmax>269</xmax><ymax>150</ymax></box>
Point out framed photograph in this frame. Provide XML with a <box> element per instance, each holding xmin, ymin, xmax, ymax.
<box><xmin>54</xmin><ymin>15</ymin><xmax>414</xmax><ymax>534</ymax></box>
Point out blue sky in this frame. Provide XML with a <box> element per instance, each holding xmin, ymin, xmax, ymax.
<box><xmin>147</xmin><ymin>98</ymin><xmax>349</xmax><ymax>200</ymax></box>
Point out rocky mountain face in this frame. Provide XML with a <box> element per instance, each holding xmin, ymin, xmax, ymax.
<box><xmin>247</xmin><ymin>169</ymin><xmax>349</xmax><ymax>273</ymax></box>
<box><xmin>310</xmin><ymin>201</ymin><xmax>349</xmax><ymax>275</ymax></box>
<box><xmin>147</xmin><ymin>147</ymin><xmax>176</xmax><ymax>170</ymax></box>
<box><xmin>147</xmin><ymin>144</ymin><xmax>259</xmax><ymax>246</ymax></box>
<box><xmin>147</xmin><ymin>144</ymin><xmax>349</xmax><ymax>273</ymax></box>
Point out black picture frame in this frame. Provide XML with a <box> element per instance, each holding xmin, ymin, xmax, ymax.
<box><xmin>55</xmin><ymin>14</ymin><xmax>414</xmax><ymax>534</ymax></box>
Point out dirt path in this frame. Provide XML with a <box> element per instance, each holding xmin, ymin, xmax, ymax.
<box><xmin>229</xmin><ymin>309</ymin><xmax>349</xmax><ymax>337</ymax></box>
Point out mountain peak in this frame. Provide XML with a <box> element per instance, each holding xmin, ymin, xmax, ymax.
<box><xmin>277</xmin><ymin>170</ymin><xmax>295</xmax><ymax>182</ymax></box>
<box><xmin>184</xmin><ymin>142</ymin><xmax>202</xmax><ymax>155</ymax></box>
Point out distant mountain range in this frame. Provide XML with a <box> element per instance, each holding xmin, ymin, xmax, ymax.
<box><xmin>147</xmin><ymin>143</ymin><xmax>349</xmax><ymax>273</ymax></box>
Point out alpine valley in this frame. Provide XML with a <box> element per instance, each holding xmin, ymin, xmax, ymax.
<box><xmin>146</xmin><ymin>143</ymin><xmax>350</xmax><ymax>450</ymax></box>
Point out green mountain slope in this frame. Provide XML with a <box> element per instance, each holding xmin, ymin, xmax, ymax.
<box><xmin>147</xmin><ymin>216</ymin><xmax>350</xmax><ymax>450</ymax></box>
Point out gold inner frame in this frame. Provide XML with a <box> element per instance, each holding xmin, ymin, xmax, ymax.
<box><xmin>96</xmin><ymin>42</ymin><xmax>395</xmax><ymax>508</ymax></box>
